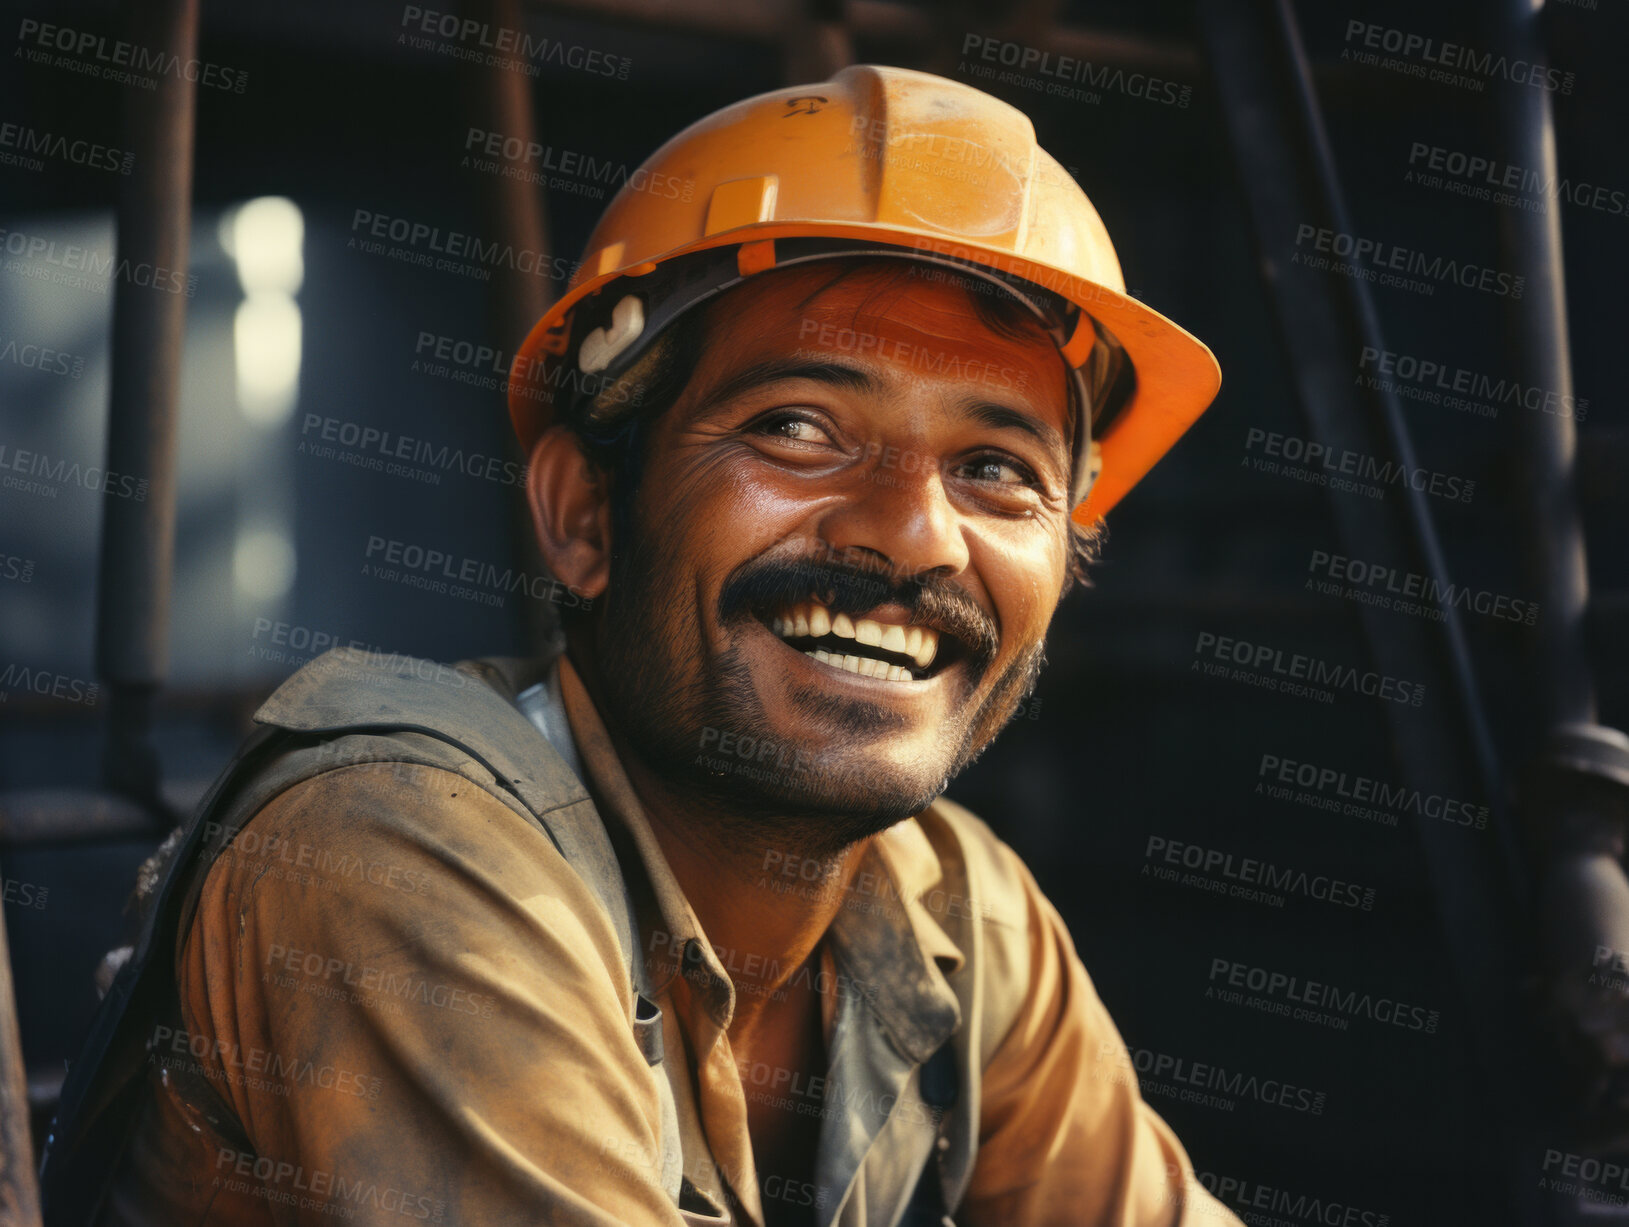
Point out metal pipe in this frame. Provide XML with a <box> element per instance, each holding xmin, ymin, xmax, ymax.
<box><xmin>525</xmin><ymin>0</ymin><xmax>1201</xmax><ymax>79</ymax></box>
<box><xmin>1198</xmin><ymin>1</ymin><xmax>1553</xmax><ymax>1219</ymax></box>
<box><xmin>1488</xmin><ymin>0</ymin><xmax>1629</xmax><ymax>1159</ymax></box>
<box><xmin>92</xmin><ymin>0</ymin><xmax>201</xmax><ymax>812</ymax></box>
<box><xmin>459</xmin><ymin>0</ymin><xmax>557</xmax><ymax>652</ymax></box>
<box><xmin>1493</xmin><ymin>0</ymin><xmax>1595</xmax><ymax>731</ymax></box>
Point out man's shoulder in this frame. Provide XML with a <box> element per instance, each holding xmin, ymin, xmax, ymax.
<box><xmin>185</xmin><ymin>643</ymin><xmax>615</xmax><ymax>962</ymax></box>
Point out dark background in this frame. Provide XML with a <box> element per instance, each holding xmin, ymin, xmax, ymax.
<box><xmin>3</xmin><ymin>0</ymin><xmax>1626</xmax><ymax>1222</ymax></box>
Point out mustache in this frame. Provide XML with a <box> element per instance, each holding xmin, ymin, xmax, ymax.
<box><xmin>717</xmin><ymin>551</ymin><xmax>1000</xmax><ymax>667</ymax></box>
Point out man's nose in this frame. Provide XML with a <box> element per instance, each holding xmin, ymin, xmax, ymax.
<box><xmin>815</xmin><ymin>451</ymin><xmax>971</xmax><ymax>583</ymax></box>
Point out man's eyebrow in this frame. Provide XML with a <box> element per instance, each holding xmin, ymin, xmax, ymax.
<box><xmin>700</xmin><ymin>358</ymin><xmax>879</xmax><ymax>408</ymax></box>
<box><xmin>957</xmin><ymin>401</ymin><xmax>1068</xmax><ymax>461</ymax></box>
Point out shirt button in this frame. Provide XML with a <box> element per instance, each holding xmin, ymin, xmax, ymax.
<box><xmin>936</xmin><ymin>1136</ymin><xmax>951</xmax><ymax>1153</ymax></box>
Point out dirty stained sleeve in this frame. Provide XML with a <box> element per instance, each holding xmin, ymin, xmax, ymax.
<box><xmin>959</xmin><ymin>843</ymin><xmax>1245</xmax><ymax>1227</ymax></box>
<box><xmin>178</xmin><ymin>760</ymin><xmax>687</xmax><ymax>1226</ymax></box>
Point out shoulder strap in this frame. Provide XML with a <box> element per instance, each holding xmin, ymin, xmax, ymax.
<box><xmin>252</xmin><ymin>648</ymin><xmax>637</xmax><ymax>972</ymax></box>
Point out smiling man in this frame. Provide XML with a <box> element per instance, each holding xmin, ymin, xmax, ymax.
<box><xmin>48</xmin><ymin>66</ymin><xmax>1236</xmax><ymax>1227</ymax></box>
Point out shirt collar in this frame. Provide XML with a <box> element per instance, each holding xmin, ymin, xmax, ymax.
<box><xmin>551</xmin><ymin>654</ymin><xmax>963</xmax><ymax>1060</ymax></box>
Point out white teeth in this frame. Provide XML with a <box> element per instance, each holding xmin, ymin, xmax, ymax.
<box><xmin>783</xmin><ymin>604</ymin><xmax>935</xmax><ymax>680</ymax></box>
<box><xmin>913</xmin><ymin>629</ymin><xmax>939</xmax><ymax>669</ymax></box>
<box><xmin>803</xmin><ymin>648</ymin><xmax>915</xmax><ymax>682</ymax></box>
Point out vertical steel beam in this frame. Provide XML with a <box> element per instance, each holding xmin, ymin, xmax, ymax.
<box><xmin>1493</xmin><ymin>0</ymin><xmax>1594</xmax><ymax>731</ymax></box>
<box><xmin>460</xmin><ymin>0</ymin><xmax>556</xmax><ymax>652</ymax></box>
<box><xmin>93</xmin><ymin>0</ymin><xmax>200</xmax><ymax>811</ymax></box>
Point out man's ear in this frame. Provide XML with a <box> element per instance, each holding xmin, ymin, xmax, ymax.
<box><xmin>526</xmin><ymin>425</ymin><xmax>613</xmax><ymax>602</ymax></box>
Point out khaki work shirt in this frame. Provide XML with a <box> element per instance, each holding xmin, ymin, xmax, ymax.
<box><xmin>102</xmin><ymin>655</ymin><xmax>1242</xmax><ymax>1226</ymax></box>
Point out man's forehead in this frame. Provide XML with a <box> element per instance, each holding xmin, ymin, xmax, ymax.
<box><xmin>695</xmin><ymin>263</ymin><xmax>1071</xmax><ymax>408</ymax></box>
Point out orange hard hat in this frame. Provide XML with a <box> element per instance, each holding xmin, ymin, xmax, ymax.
<box><xmin>507</xmin><ymin>64</ymin><xmax>1221</xmax><ymax>523</ymax></box>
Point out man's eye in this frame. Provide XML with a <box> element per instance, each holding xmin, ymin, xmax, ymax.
<box><xmin>956</xmin><ymin>455</ymin><xmax>1038</xmax><ymax>488</ymax></box>
<box><xmin>752</xmin><ymin>413</ymin><xmax>832</xmax><ymax>445</ymax></box>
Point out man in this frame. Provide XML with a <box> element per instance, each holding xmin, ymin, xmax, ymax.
<box><xmin>46</xmin><ymin>66</ymin><xmax>1235</xmax><ymax>1226</ymax></box>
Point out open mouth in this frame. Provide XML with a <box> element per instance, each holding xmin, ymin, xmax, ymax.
<box><xmin>761</xmin><ymin>599</ymin><xmax>957</xmax><ymax>683</ymax></box>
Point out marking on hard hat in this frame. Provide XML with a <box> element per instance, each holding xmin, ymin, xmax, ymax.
<box><xmin>578</xmin><ymin>296</ymin><xmax>645</xmax><ymax>374</ymax></box>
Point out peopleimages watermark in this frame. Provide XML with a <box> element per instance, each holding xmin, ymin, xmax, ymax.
<box><xmin>1196</xmin><ymin>1170</ymin><xmax>1391</xmax><ymax>1227</ymax></box>
<box><xmin>0</xmin><ymin>663</ymin><xmax>99</xmax><ymax>707</ymax></box>
<box><xmin>1256</xmin><ymin>752</ymin><xmax>1489</xmax><ymax>831</ymax></box>
<box><xmin>1589</xmin><ymin>945</ymin><xmax>1629</xmax><ymax>994</ymax></box>
<box><xmin>1406</xmin><ymin>141</ymin><xmax>1626</xmax><ymax>222</ymax></box>
<box><xmin>0</xmin><ymin>877</ymin><xmax>47</xmax><ymax>910</ymax></box>
<box><xmin>0</xmin><ymin>553</ymin><xmax>34</xmax><ymax>584</ymax></box>
<box><xmin>397</xmin><ymin>5</ymin><xmax>630</xmax><ymax>79</ymax></box>
<box><xmin>299</xmin><ymin>413</ymin><xmax>526</xmax><ymax>489</ymax></box>
<box><xmin>201</xmin><ymin>817</ymin><xmax>435</xmax><ymax>899</ymax></box>
<box><xmin>213</xmin><ymin>1144</ymin><xmax>444</xmax><ymax>1221</ymax></box>
<box><xmin>643</xmin><ymin>927</ymin><xmax>879</xmax><ymax>1008</ymax></box>
<box><xmin>263</xmin><ymin>943</ymin><xmax>496</xmax><ymax>1020</ymax></box>
<box><xmin>1193</xmin><ymin>630</ymin><xmax>1427</xmax><ymax>708</ymax></box>
<box><xmin>697</xmin><ymin>724</ymin><xmax>819</xmax><ymax>786</ymax></box>
<box><xmin>1099</xmin><ymin>1040</ymin><xmax>1328</xmax><ymax>1117</ymax></box>
<box><xmin>1207</xmin><ymin>957</ymin><xmax>1439</xmax><ymax>1035</ymax></box>
<box><xmin>1540</xmin><ymin>1149</ymin><xmax>1629</xmax><ymax>1205</ymax></box>
<box><xmin>1341</xmin><ymin>19</ymin><xmax>1574</xmax><ymax>95</ymax></box>
<box><xmin>347</xmin><ymin>208</ymin><xmax>577</xmax><ymax>285</ymax></box>
<box><xmin>1144</xmin><ymin>835</ymin><xmax>1377</xmax><ymax>912</ymax></box>
<box><xmin>0</xmin><ymin>224</ymin><xmax>196</xmax><ymax>297</ymax></box>
<box><xmin>734</xmin><ymin>1056</ymin><xmax>944</xmax><ymax>1130</ymax></box>
<box><xmin>0</xmin><ymin>337</ymin><xmax>85</xmax><ymax>379</ymax></box>
<box><xmin>0</xmin><ymin>119</ymin><xmax>131</xmax><ymax>175</ymax></box>
<box><xmin>411</xmin><ymin>330</ymin><xmax>643</xmax><ymax>409</ymax></box>
<box><xmin>150</xmin><ymin>1024</ymin><xmax>383</xmax><ymax>1101</ymax></box>
<box><xmin>462</xmin><ymin>126</ymin><xmax>691</xmax><ymax>202</ymax></box>
<box><xmin>1242</xmin><ymin>427</ymin><xmax>1474</xmax><ymax>505</ymax></box>
<box><xmin>248</xmin><ymin>620</ymin><xmax>472</xmax><ymax>689</ymax></box>
<box><xmin>15</xmin><ymin>18</ymin><xmax>250</xmax><ymax>93</ymax></box>
<box><xmin>755</xmin><ymin>847</ymin><xmax>1009</xmax><ymax>930</ymax></box>
<box><xmin>1306</xmin><ymin>549</ymin><xmax>1538</xmax><ymax>628</ymax></box>
<box><xmin>362</xmin><ymin>535</ymin><xmax>592</xmax><ymax>611</ymax></box>
<box><xmin>1292</xmin><ymin>223</ymin><xmax>1524</xmax><ymax>299</ymax></box>
<box><xmin>796</xmin><ymin>317</ymin><xmax>1031</xmax><ymax>392</ymax></box>
<box><xmin>958</xmin><ymin>33</ymin><xmax>1192</xmax><ymax>107</ymax></box>
<box><xmin>0</xmin><ymin>441</ymin><xmax>149</xmax><ymax>503</ymax></box>
<box><xmin>1357</xmin><ymin>345</ymin><xmax>1587</xmax><ymax>423</ymax></box>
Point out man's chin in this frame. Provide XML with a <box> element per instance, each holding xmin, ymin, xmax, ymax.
<box><xmin>677</xmin><ymin>743</ymin><xmax>955</xmax><ymax>851</ymax></box>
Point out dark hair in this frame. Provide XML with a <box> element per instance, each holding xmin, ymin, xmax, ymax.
<box><xmin>561</xmin><ymin>259</ymin><xmax>1103</xmax><ymax>597</ymax></box>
